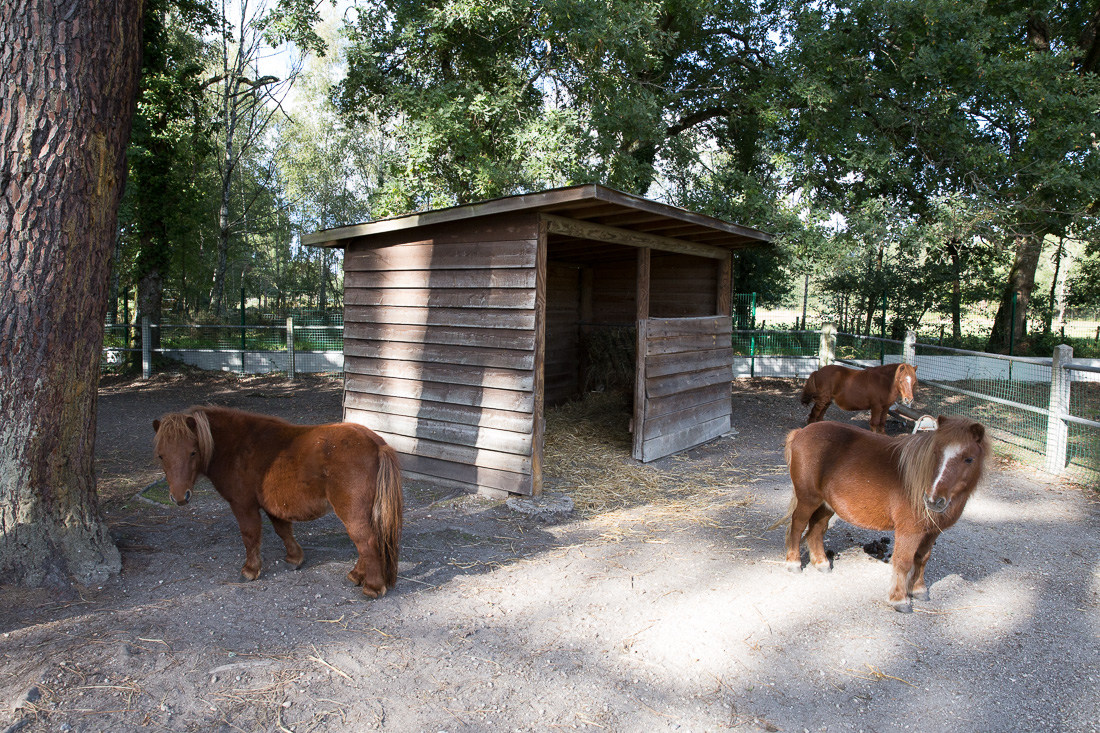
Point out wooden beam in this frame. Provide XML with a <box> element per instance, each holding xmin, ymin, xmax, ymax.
<box><xmin>633</xmin><ymin>248</ymin><xmax>651</xmax><ymax>461</ymax></box>
<box><xmin>541</xmin><ymin>213</ymin><xmax>730</xmax><ymax>260</ymax></box>
<box><xmin>718</xmin><ymin>253</ymin><xmax>732</xmax><ymax>316</ymax></box>
<box><xmin>532</xmin><ymin>218</ymin><xmax>548</xmax><ymax>496</ymax></box>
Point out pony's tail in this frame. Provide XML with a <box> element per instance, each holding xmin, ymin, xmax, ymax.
<box><xmin>372</xmin><ymin>443</ymin><xmax>404</xmax><ymax>591</ymax></box>
<box><xmin>800</xmin><ymin>373</ymin><xmax>817</xmax><ymax>406</ymax></box>
<box><xmin>765</xmin><ymin>429</ymin><xmax>801</xmax><ymax>531</ymax></box>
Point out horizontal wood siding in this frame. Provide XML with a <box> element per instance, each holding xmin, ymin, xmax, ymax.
<box><xmin>343</xmin><ymin>213</ymin><xmax>539</xmax><ymax>495</ymax></box>
<box><xmin>640</xmin><ymin>316</ymin><xmax>733</xmax><ymax>462</ymax></box>
<box><xmin>650</xmin><ymin>254</ymin><xmax>719</xmax><ymax>318</ymax></box>
<box><xmin>590</xmin><ymin>259</ymin><xmax>637</xmax><ymax>325</ymax></box>
<box><xmin>545</xmin><ymin>263</ymin><xmax>581</xmax><ymax>405</ymax></box>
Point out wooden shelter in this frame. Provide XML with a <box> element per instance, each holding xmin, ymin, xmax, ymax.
<box><xmin>303</xmin><ymin>184</ymin><xmax>773</xmax><ymax>497</ymax></box>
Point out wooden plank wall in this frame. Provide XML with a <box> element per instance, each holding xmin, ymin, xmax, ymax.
<box><xmin>589</xmin><ymin>258</ymin><xmax>637</xmax><ymax>324</ymax></box>
<box><xmin>544</xmin><ymin>263</ymin><xmax>581</xmax><ymax>405</ymax></box>
<box><xmin>650</xmin><ymin>253</ymin><xmax>719</xmax><ymax>318</ymax></box>
<box><xmin>638</xmin><ymin>316</ymin><xmax>733</xmax><ymax>462</ymax></box>
<box><xmin>342</xmin><ymin>213</ymin><xmax>540</xmax><ymax>495</ymax></box>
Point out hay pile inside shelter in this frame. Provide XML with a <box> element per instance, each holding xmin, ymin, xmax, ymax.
<box><xmin>542</xmin><ymin>390</ymin><xmax>765</xmax><ymax>530</ymax></box>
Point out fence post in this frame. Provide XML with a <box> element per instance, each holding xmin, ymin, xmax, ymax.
<box><xmin>286</xmin><ymin>316</ymin><xmax>296</xmax><ymax>381</ymax></box>
<box><xmin>904</xmin><ymin>330</ymin><xmax>916</xmax><ymax>366</ymax></box>
<box><xmin>819</xmin><ymin>322</ymin><xmax>836</xmax><ymax>368</ymax></box>
<box><xmin>141</xmin><ymin>316</ymin><xmax>152</xmax><ymax>380</ymax></box>
<box><xmin>1044</xmin><ymin>344</ymin><xmax>1072</xmax><ymax>475</ymax></box>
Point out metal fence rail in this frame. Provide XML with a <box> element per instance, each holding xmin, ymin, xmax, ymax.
<box><xmin>101</xmin><ymin>318</ymin><xmax>343</xmax><ymax>377</ymax></box>
<box><xmin>101</xmin><ymin>317</ymin><xmax>1100</xmax><ymax>487</ymax></box>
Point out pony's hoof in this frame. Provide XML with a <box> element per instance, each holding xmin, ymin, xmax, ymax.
<box><xmin>784</xmin><ymin>561</ymin><xmax>802</xmax><ymax>573</ymax></box>
<box><xmin>813</xmin><ymin>561</ymin><xmax>832</xmax><ymax>573</ymax></box>
<box><xmin>239</xmin><ymin>568</ymin><xmax>261</xmax><ymax>582</ymax></box>
<box><xmin>286</xmin><ymin>555</ymin><xmax>305</xmax><ymax>570</ymax></box>
<box><xmin>361</xmin><ymin>585</ymin><xmax>387</xmax><ymax>599</ymax></box>
<box><xmin>910</xmin><ymin>588</ymin><xmax>930</xmax><ymax>601</ymax></box>
<box><xmin>891</xmin><ymin>600</ymin><xmax>913</xmax><ymax>613</ymax></box>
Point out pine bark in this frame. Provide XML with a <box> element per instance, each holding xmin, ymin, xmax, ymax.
<box><xmin>0</xmin><ymin>0</ymin><xmax>144</xmax><ymax>585</ymax></box>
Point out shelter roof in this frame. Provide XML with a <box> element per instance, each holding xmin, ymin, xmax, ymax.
<box><xmin>301</xmin><ymin>184</ymin><xmax>773</xmax><ymax>252</ymax></box>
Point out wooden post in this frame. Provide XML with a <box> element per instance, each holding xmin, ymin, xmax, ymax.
<box><xmin>1045</xmin><ymin>344</ymin><xmax>1072</xmax><ymax>475</ymax></box>
<box><xmin>904</xmin><ymin>330</ymin><xmax>916</xmax><ymax>365</ymax></box>
<box><xmin>530</xmin><ymin>218</ymin><xmax>548</xmax><ymax>497</ymax></box>
<box><xmin>633</xmin><ymin>248</ymin><xmax>651</xmax><ymax>461</ymax></box>
<box><xmin>141</xmin><ymin>316</ymin><xmax>152</xmax><ymax>380</ymax></box>
<box><xmin>818</xmin><ymin>322</ymin><xmax>836</xmax><ymax>368</ymax></box>
<box><xmin>286</xmin><ymin>316</ymin><xmax>295</xmax><ymax>381</ymax></box>
<box><xmin>717</xmin><ymin>253</ymin><xmax>732</xmax><ymax>317</ymax></box>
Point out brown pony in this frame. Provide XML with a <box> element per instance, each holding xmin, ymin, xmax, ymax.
<box><xmin>769</xmin><ymin>415</ymin><xmax>989</xmax><ymax>612</ymax></box>
<box><xmin>152</xmin><ymin>406</ymin><xmax>403</xmax><ymax>598</ymax></box>
<box><xmin>801</xmin><ymin>362</ymin><xmax>917</xmax><ymax>433</ymax></box>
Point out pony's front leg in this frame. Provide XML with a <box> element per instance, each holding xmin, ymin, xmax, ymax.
<box><xmin>888</xmin><ymin>533</ymin><xmax>921</xmax><ymax>613</ymax></box>
<box><xmin>908</xmin><ymin>533</ymin><xmax>940</xmax><ymax>601</ymax></box>
<box><xmin>266</xmin><ymin>512</ymin><xmax>305</xmax><ymax>569</ymax></box>
<box><xmin>229</xmin><ymin>502</ymin><xmax>264</xmax><ymax>581</ymax></box>
<box><xmin>869</xmin><ymin>405</ymin><xmax>886</xmax><ymax>433</ymax></box>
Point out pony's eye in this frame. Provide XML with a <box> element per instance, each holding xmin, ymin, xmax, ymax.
<box><xmin>191</xmin><ymin>451</ymin><xmax>197</xmax><ymax>457</ymax></box>
<box><xmin>965</xmin><ymin>457</ymin><xmax>974</xmax><ymax>464</ymax></box>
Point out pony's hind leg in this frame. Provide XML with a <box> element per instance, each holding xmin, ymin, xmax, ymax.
<box><xmin>228</xmin><ymin>501</ymin><xmax>264</xmax><ymax>581</ymax></box>
<box><xmin>908</xmin><ymin>533</ymin><xmax>940</xmax><ymax>601</ymax></box>
<box><xmin>807</xmin><ymin>400</ymin><xmax>830</xmax><ymax>424</ymax></box>
<box><xmin>335</xmin><ymin>508</ymin><xmax>388</xmax><ymax>598</ymax></box>
<box><xmin>803</xmin><ymin>504</ymin><xmax>835</xmax><ymax>572</ymax></box>
<box><xmin>784</xmin><ymin>500</ymin><xmax>822</xmax><ymax>572</ymax></box>
<box><xmin>265</xmin><ymin>512</ymin><xmax>305</xmax><ymax>569</ymax></box>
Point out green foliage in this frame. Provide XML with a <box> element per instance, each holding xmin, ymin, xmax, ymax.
<box><xmin>782</xmin><ymin>0</ymin><xmax>1100</xmax><ymax>341</ymax></box>
<box><xmin>338</xmin><ymin>0</ymin><xmax>782</xmax><ymax>208</ymax></box>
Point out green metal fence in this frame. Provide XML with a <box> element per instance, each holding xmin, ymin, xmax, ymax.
<box><xmin>100</xmin><ymin>319</ymin><xmax>343</xmax><ymax>376</ymax></box>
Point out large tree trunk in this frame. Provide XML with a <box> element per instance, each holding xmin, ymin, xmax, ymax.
<box><xmin>0</xmin><ymin>0</ymin><xmax>143</xmax><ymax>586</ymax></box>
<box><xmin>987</xmin><ymin>231</ymin><xmax>1045</xmax><ymax>353</ymax></box>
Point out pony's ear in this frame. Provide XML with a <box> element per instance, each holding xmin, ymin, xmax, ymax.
<box><xmin>153</xmin><ymin>419</ymin><xmax>161</xmax><ymax>434</ymax></box>
<box><xmin>186</xmin><ymin>416</ymin><xmax>197</xmax><ymax>432</ymax></box>
<box><xmin>970</xmin><ymin>422</ymin><xmax>985</xmax><ymax>442</ymax></box>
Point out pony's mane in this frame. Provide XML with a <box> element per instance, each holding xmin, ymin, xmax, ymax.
<box><xmin>893</xmin><ymin>362</ymin><xmax>917</xmax><ymax>382</ymax></box>
<box><xmin>892</xmin><ymin>417</ymin><xmax>990</xmax><ymax>513</ymax></box>
<box><xmin>153</xmin><ymin>407</ymin><xmax>215</xmax><ymax>471</ymax></box>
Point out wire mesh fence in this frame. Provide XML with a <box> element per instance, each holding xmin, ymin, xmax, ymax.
<box><xmin>910</xmin><ymin>342</ymin><xmax>1054</xmax><ymax>468</ymax></box>
<box><xmin>99</xmin><ymin>310</ymin><xmax>1100</xmax><ymax>487</ymax></box>
<box><xmin>1064</xmin><ymin>362</ymin><xmax>1100</xmax><ymax>482</ymax></box>
<box><xmin>100</xmin><ymin>319</ymin><xmax>344</xmax><ymax>376</ymax></box>
<box><xmin>833</xmin><ymin>333</ymin><xmax>905</xmax><ymax>364</ymax></box>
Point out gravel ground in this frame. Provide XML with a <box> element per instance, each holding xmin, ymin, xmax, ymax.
<box><xmin>0</xmin><ymin>373</ymin><xmax>1098</xmax><ymax>733</ymax></box>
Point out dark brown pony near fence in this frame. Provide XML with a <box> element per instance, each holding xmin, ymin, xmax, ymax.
<box><xmin>801</xmin><ymin>362</ymin><xmax>917</xmax><ymax>433</ymax></box>
<box><xmin>153</xmin><ymin>406</ymin><xmax>403</xmax><ymax>598</ymax></box>
<box><xmin>770</xmin><ymin>416</ymin><xmax>989</xmax><ymax>612</ymax></box>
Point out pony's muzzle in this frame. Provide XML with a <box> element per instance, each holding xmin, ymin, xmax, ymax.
<box><xmin>924</xmin><ymin>495</ymin><xmax>948</xmax><ymax>513</ymax></box>
<box><xmin>901</xmin><ymin>396</ymin><xmax>914</xmax><ymax>407</ymax></box>
<box><xmin>174</xmin><ymin>489</ymin><xmax>192</xmax><ymax>506</ymax></box>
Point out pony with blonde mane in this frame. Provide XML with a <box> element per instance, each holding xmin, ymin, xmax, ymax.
<box><xmin>153</xmin><ymin>406</ymin><xmax>403</xmax><ymax>598</ymax></box>
<box><xmin>769</xmin><ymin>415</ymin><xmax>989</xmax><ymax>612</ymax></box>
<box><xmin>801</xmin><ymin>362</ymin><xmax>917</xmax><ymax>433</ymax></box>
